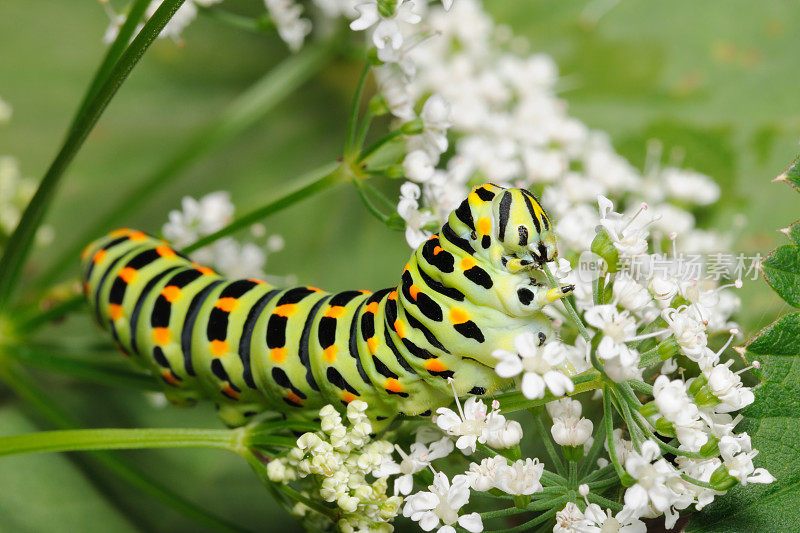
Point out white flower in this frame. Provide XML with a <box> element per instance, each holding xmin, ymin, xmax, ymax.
<box><xmin>403</xmin><ymin>472</ymin><xmax>483</xmax><ymax>533</ymax></box>
<box><xmin>434</xmin><ymin>396</ymin><xmax>520</xmax><ymax>453</ymax></box>
<box><xmin>351</xmin><ymin>0</ymin><xmax>421</xmax><ymax>60</ymax></box>
<box><xmin>704</xmin><ymin>361</ymin><xmax>755</xmax><ymax>413</ymax></box>
<box><xmin>661</xmin><ymin>167</ymin><xmax>720</xmax><ymax>206</ymax></box>
<box><xmin>492</xmin><ymin>332</ymin><xmax>574</xmax><ymax>400</ymax></box>
<box><xmin>404</xmin><ymin>150</ymin><xmax>437</xmax><ymax>182</ymax></box>
<box><xmin>551</xmin><ymin>414</ymin><xmax>593</xmax><ymax>447</ymax></box>
<box><xmin>467</xmin><ymin>456</ymin><xmax>507</xmax><ymax>492</ymax></box>
<box><xmin>374</xmin><ymin>437</ymin><xmax>454</xmax><ymax>495</ymax></box>
<box><xmin>623</xmin><ymin>440</ymin><xmax>677</xmax><ymax>516</ymax></box>
<box><xmin>613</xmin><ymin>273</ymin><xmax>652</xmax><ymax>312</ymax></box>
<box><xmin>653</xmin><ymin>375</ymin><xmax>708</xmax><ymax>452</ymax></box>
<box><xmin>397</xmin><ymin>181</ymin><xmax>437</xmax><ymax>247</ymax></box>
<box><xmin>662</xmin><ymin>306</ymin><xmax>708</xmax><ymax>361</ymax></box>
<box><xmin>493</xmin><ymin>458</ymin><xmax>544</xmax><ymax>496</ymax></box>
<box><xmin>264</xmin><ymin>0</ymin><xmax>312</xmax><ymax>51</ymax></box>
<box><xmin>580</xmin><ymin>503</ymin><xmax>646</xmax><ymax>533</ymax></box>
<box><xmin>546</xmin><ymin>397</ymin><xmax>583</xmax><ymax>420</ymax></box>
<box><xmin>163</xmin><ymin>191</ymin><xmax>234</xmax><ymax>248</ymax></box>
<box><xmin>597</xmin><ymin>196</ymin><xmax>650</xmax><ymax>257</ymax></box>
<box><xmin>718</xmin><ymin>434</ymin><xmax>775</xmax><ymax>486</ymax></box>
<box><xmin>554</xmin><ymin>501</ymin><xmax>584</xmax><ymax>533</ymax></box>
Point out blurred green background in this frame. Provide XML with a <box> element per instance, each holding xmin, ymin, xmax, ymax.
<box><xmin>0</xmin><ymin>0</ymin><xmax>798</xmax><ymax>531</ymax></box>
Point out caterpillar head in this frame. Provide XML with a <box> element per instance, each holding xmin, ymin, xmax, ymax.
<box><xmin>491</xmin><ymin>187</ymin><xmax>557</xmax><ymax>268</ymax></box>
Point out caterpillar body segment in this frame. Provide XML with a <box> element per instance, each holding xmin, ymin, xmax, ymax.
<box><xmin>81</xmin><ymin>184</ymin><xmax>571</xmax><ymax>429</ymax></box>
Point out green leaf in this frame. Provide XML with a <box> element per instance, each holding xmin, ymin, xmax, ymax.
<box><xmin>776</xmin><ymin>154</ymin><xmax>800</xmax><ymax>192</ymax></box>
<box><xmin>687</xmin><ymin>313</ymin><xmax>800</xmax><ymax>531</ymax></box>
<box><xmin>762</xmin><ymin>244</ymin><xmax>800</xmax><ymax>308</ymax></box>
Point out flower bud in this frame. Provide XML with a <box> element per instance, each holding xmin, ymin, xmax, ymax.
<box><xmin>590</xmin><ymin>229</ymin><xmax>619</xmax><ymax>273</ymax></box>
<box><xmin>562</xmin><ymin>445</ymin><xmax>583</xmax><ymax>462</ymax></box>
<box><xmin>639</xmin><ymin>400</ymin><xmax>659</xmax><ymax>417</ymax></box>
<box><xmin>401</xmin><ymin>118</ymin><xmax>425</xmax><ymax>135</ymax></box>
<box><xmin>710</xmin><ymin>465</ymin><xmax>739</xmax><ymax>491</ymax></box>
<box><xmin>700</xmin><ymin>435</ymin><xmax>720</xmax><ymax>457</ymax></box>
<box><xmin>654</xmin><ymin>417</ymin><xmax>676</xmax><ymax>438</ymax></box>
<box><xmin>657</xmin><ymin>336</ymin><xmax>681</xmax><ymax>361</ymax></box>
<box><xmin>369</xmin><ymin>94</ymin><xmax>390</xmax><ymax>116</ymax></box>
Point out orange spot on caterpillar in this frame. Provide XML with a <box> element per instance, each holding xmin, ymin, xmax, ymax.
<box><xmin>215</xmin><ymin>297</ymin><xmax>238</xmax><ymax>313</ymax></box>
<box><xmin>394</xmin><ymin>319</ymin><xmax>405</xmax><ymax>338</ymax></box>
<box><xmin>152</xmin><ymin>327</ymin><xmax>171</xmax><ymax>345</ymax></box>
<box><xmin>477</xmin><ymin>217</ymin><xmax>491</xmax><ymax>235</ymax></box>
<box><xmin>286</xmin><ymin>392</ymin><xmax>304</xmax><ymax>406</ymax></box>
<box><xmin>161</xmin><ymin>370</ymin><xmax>180</xmax><ymax>386</ymax></box>
<box><xmin>161</xmin><ymin>285</ymin><xmax>181</xmax><ymax>303</ymax></box>
<box><xmin>449</xmin><ymin>308</ymin><xmax>469</xmax><ymax>324</ymax></box>
<box><xmin>324</xmin><ymin>306</ymin><xmax>346</xmax><ymax>319</ymax></box>
<box><xmin>195</xmin><ymin>266</ymin><xmax>216</xmax><ymax>276</ymax></box>
<box><xmin>323</xmin><ymin>345</ymin><xmax>338</xmax><ymax>363</ymax></box>
<box><xmin>384</xmin><ymin>378</ymin><xmax>403</xmax><ymax>393</ymax></box>
<box><xmin>460</xmin><ymin>256</ymin><xmax>477</xmax><ymax>270</ymax></box>
<box><xmin>109</xmin><ymin>303</ymin><xmax>124</xmax><ymax>321</ymax></box>
<box><xmin>248</xmin><ymin>278</ymin><xmax>266</xmax><ymax>284</ymax></box>
<box><xmin>118</xmin><ymin>267</ymin><xmax>137</xmax><ymax>283</ymax></box>
<box><xmin>306</xmin><ymin>286</ymin><xmax>322</xmax><ymax>292</ymax></box>
<box><xmin>81</xmin><ymin>244</ymin><xmax>93</xmax><ymax>261</ymax></box>
<box><xmin>367</xmin><ymin>337</ymin><xmax>379</xmax><ymax>354</ymax></box>
<box><xmin>425</xmin><ymin>359</ymin><xmax>448</xmax><ymax>373</ymax></box>
<box><xmin>222</xmin><ymin>384</ymin><xmax>240</xmax><ymax>399</ymax></box>
<box><xmin>388</xmin><ymin>290</ymin><xmax>397</xmax><ymax>301</ymax></box>
<box><xmin>129</xmin><ymin>231</ymin><xmax>147</xmax><ymax>241</ymax></box>
<box><xmin>366</xmin><ymin>301</ymin><xmax>380</xmax><ymax>314</ymax></box>
<box><xmin>83</xmin><ymin>281</ymin><xmax>91</xmax><ymax>295</ymax></box>
<box><xmin>433</xmin><ymin>246</ymin><xmax>443</xmax><ymax>255</ymax></box>
<box><xmin>360</xmin><ymin>289</ymin><xmax>373</xmax><ymax>295</ymax></box>
<box><xmin>92</xmin><ymin>249</ymin><xmax>107</xmax><ymax>264</ymax></box>
<box><xmin>409</xmin><ymin>285</ymin><xmax>420</xmax><ymax>300</ymax></box>
<box><xmin>341</xmin><ymin>392</ymin><xmax>357</xmax><ymax>403</ymax></box>
<box><xmin>110</xmin><ymin>228</ymin><xmax>132</xmax><ymax>237</ymax></box>
<box><xmin>155</xmin><ymin>245</ymin><xmax>176</xmax><ymax>258</ymax></box>
<box><xmin>271</xmin><ymin>347</ymin><xmax>287</xmax><ymax>363</ymax></box>
<box><xmin>274</xmin><ymin>304</ymin><xmax>297</xmax><ymax>317</ymax></box>
<box><xmin>210</xmin><ymin>340</ymin><xmax>229</xmax><ymax>357</ymax></box>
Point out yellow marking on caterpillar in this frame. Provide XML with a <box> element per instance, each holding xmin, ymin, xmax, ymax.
<box><xmin>129</xmin><ymin>231</ymin><xmax>147</xmax><ymax>241</ymax></box>
<box><xmin>161</xmin><ymin>285</ymin><xmax>181</xmax><ymax>303</ymax></box>
<box><xmin>195</xmin><ymin>265</ymin><xmax>216</xmax><ymax>275</ymax></box>
<box><xmin>409</xmin><ymin>285</ymin><xmax>420</xmax><ymax>300</ymax></box>
<box><xmin>449</xmin><ymin>308</ymin><xmax>470</xmax><ymax>324</ymax></box>
<box><xmin>249</xmin><ymin>278</ymin><xmax>266</xmax><ymax>284</ymax></box>
<box><xmin>210</xmin><ymin>340</ymin><xmax>229</xmax><ymax>356</ymax></box>
<box><xmin>307</xmin><ymin>286</ymin><xmax>323</xmax><ymax>292</ymax></box>
<box><xmin>92</xmin><ymin>249</ymin><xmax>106</xmax><ymax>264</ymax></box>
<box><xmin>323</xmin><ymin>345</ymin><xmax>338</xmax><ymax>363</ymax></box>
<box><xmin>341</xmin><ymin>392</ymin><xmax>357</xmax><ymax>403</ymax></box>
<box><xmin>324</xmin><ymin>306</ymin><xmax>346</xmax><ymax>319</ymax></box>
<box><xmin>394</xmin><ymin>319</ymin><xmax>406</xmax><ymax>338</ymax></box>
<box><xmin>152</xmin><ymin>327</ymin><xmax>171</xmax><ymax>345</ymax></box>
<box><xmin>477</xmin><ymin>217</ymin><xmax>491</xmax><ymax>235</ymax></box>
<box><xmin>460</xmin><ymin>256</ymin><xmax>477</xmax><ymax>270</ymax></box>
<box><xmin>384</xmin><ymin>378</ymin><xmax>403</xmax><ymax>393</ymax></box>
<box><xmin>155</xmin><ymin>245</ymin><xmax>176</xmax><ymax>258</ymax></box>
<box><xmin>162</xmin><ymin>370</ymin><xmax>179</xmax><ymax>386</ymax></box>
<box><xmin>109</xmin><ymin>303</ymin><xmax>123</xmax><ymax>321</ymax></box>
<box><xmin>274</xmin><ymin>304</ymin><xmax>297</xmax><ymax>317</ymax></box>
<box><xmin>367</xmin><ymin>337</ymin><xmax>379</xmax><ymax>354</ymax></box>
<box><xmin>81</xmin><ymin>244</ymin><xmax>93</xmax><ymax>261</ymax></box>
<box><xmin>215</xmin><ymin>297</ymin><xmax>238</xmax><ymax>313</ymax></box>
<box><xmin>425</xmin><ymin>359</ymin><xmax>448</xmax><ymax>373</ymax></box>
<box><xmin>119</xmin><ymin>267</ymin><xmax>137</xmax><ymax>283</ymax></box>
<box><xmin>271</xmin><ymin>347</ymin><xmax>287</xmax><ymax>363</ymax></box>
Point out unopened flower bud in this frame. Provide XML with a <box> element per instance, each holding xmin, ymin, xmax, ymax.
<box><xmin>590</xmin><ymin>229</ymin><xmax>619</xmax><ymax>273</ymax></box>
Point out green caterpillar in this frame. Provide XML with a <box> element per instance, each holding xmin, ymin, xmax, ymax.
<box><xmin>82</xmin><ymin>183</ymin><xmax>573</xmax><ymax>428</ymax></box>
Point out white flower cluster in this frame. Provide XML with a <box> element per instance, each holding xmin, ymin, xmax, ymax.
<box><xmin>434</xmin><ymin>393</ymin><xmax>522</xmax><ymax>454</ymax></box>
<box><xmin>0</xmin><ymin>102</ymin><xmax>54</xmax><ymax>250</ymax></box>
<box><xmin>102</xmin><ymin>0</ymin><xmax>224</xmax><ymax>44</ymax></box>
<box><xmin>162</xmin><ymin>191</ymin><xmax>285</xmax><ymax>279</ymax></box>
<box><xmin>267</xmin><ymin>401</ymin><xmax>402</xmax><ymax>533</ymax></box>
<box><xmin>467</xmin><ymin>456</ymin><xmax>544</xmax><ymax>496</ymax></box>
<box><xmin>546</xmin><ymin>397</ymin><xmax>593</xmax><ymax>448</ymax></box>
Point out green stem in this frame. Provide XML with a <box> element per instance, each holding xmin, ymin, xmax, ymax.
<box><xmin>38</xmin><ymin>43</ymin><xmax>332</xmax><ymax>288</ymax></box>
<box><xmin>197</xmin><ymin>5</ymin><xmax>275</xmax><ymax>33</ymax></box>
<box><xmin>0</xmin><ymin>0</ymin><xmax>188</xmax><ymax>313</ymax></box>
<box><xmin>602</xmin><ymin>387</ymin><xmax>630</xmax><ymax>484</ymax></box>
<box><xmin>586</xmin><ymin>474</ymin><xmax>619</xmax><ymax>492</ymax></box>
<box><xmin>0</xmin><ymin>428</ymin><xmax>245</xmax><ymax>457</ymax></box>
<box><xmin>494</xmin><ymin>370</ymin><xmax>604</xmax><ymax>413</ymax></box>
<box><xmin>680</xmin><ymin>474</ymin><xmax>718</xmax><ymax>490</ymax></box>
<box><xmin>568</xmin><ymin>461</ymin><xmax>577</xmax><ymax>486</ymax></box>
<box><xmin>581</xmin><ymin>464</ymin><xmax>615</xmax><ymax>484</ymax></box>
<box><xmin>0</xmin><ymin>359</ymin><xmax>251</xmax><ymax>533</ymax></box>
<box><xmin>357</xmin><ymin>127</ymin><xmax>404</xmax><ymax>163</ymax></box>
<box><xmin>484</xmin><ymin>504</ymin><xmax>563</xmax><ymax>533</ymax></box>
<box><xmin>345</xmin><ymin>61</ymin><xmax>371</xmax><ymax>157</ymax></box>
<box><xmin>586</xmin><ymin>492</ymin><xmax>623</xmax><ymax>512</ymax></box>
<box><xmin>5</xmin><ymin>345</ymin><xmax>159</xmax><ymax>391</ymax></box>
<box><xmin>578</xmin><ymin>420</ymin><xmax>606</xmax><ymax>479</ymax></box>
<box><xmin>627</xmin><ymin>379</ymin><xmax>654</xmax><ymax>395</ymax></box>
<box><xmin>532</xmin><ymin>408</ymin><xmax>566</xmax><ymax>477</ymax></box>
<box><xmin>183</xmin><ymin>162</ymin><xmax>346</xmax><ymax>253</ymax></box>
<box><xmin>542</xmin><ymin>263</ymin><xmax>591</xmax><ymax>343</ymax></box>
